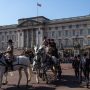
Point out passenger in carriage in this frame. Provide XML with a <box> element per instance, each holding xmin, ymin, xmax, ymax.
<box><xmin>24</xmin><ymin>48</ymin><xmax>34</xmax><ymax>64</ymax></box>
<box><xmin>49</xmin><ymin>39</ymin><xmax>62</xmax><ymax>78</ymax></box>
<box><xmin>42</xmin><ymin>36</ymin><xmax>48</xmax><ymax>47</ymax></box>
<box><xmin>50</xmin><ymin>39</ymin><xmax>56</xmax><ymax>48</ymax></box>
<box><xmin>5</xmin><ymin>39</ymin><xmax>14</xmax><ymax>71</ymax></box>
<box><xmin>42</xmin><ymin>38</ymin><xmax>62</xmax><ymax>78</ymax></box>
<box><xmin>49</xmin><ymin>39</ymin><xmax>59</xmax><ymax>59</ymax></box>
<box><xmin>24</xmin><ymin>48</ymin><xmax>30</xmax><ymax>56</ymax></box>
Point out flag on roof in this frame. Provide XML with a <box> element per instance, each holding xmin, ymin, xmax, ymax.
<box><xmin>37</xmin><ymin>3</ymin><xmax>42</xmax><ymax>7</ymax></box>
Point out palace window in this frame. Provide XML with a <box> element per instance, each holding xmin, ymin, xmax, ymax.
<box><xmin>72</xmin><ymin>30</ymin><xmax>75</xmax><ymax>36</ymax></box>
<box><xmin>55</xmin><ymin>27</ymin><xmax>58</xmax><ymax>30</ymax></box>
<box><xmin>58</xmin><ymin>31</ymin><xmax>61</xmax><ymax>37</ymax></box>
<box><xmin>7</xmin><ymin>35</ymin><xmax>10</xmax><ymax>41</ymax></box>
<box><xmin>9</xmin><ymin>31</ymin><xmax>12</xmax><ymax>34</ymax></box>
<box><xmin>2</xmin><ymin>36</ymin><xmax>4</xmax><ymax>41</ymax></box>
<box><xmin>12</xmin><ymin>35</ymin><xmax>15</xmax><ymax>41</ymax></box>
<box><xmin>69</xmin><ymin>25</ymin><xmax>72</xmax><ymax>29</ymax></box>
<box><xmin>80</xmin><ymin>29</ymin><xmax>83</xmax><ymax>35</ymax></box>
<box><xmin>65</xmin><ymin>30</ymin><xmax>68</xmax><ymax>37</ymax></box>
<box><xmin>88</xmin><ymin>39</ymin><xmax>90</xmax><ymax>45</ymax></box>
<box><xmin>79</xmin><ymin>38</ymin><xmax>83</xmax><ymax>46</ymax></box>
<box><xmin>76</xmin><ymin>24</ymin><xmax>80</xmax><ymax>28</ymax></box>
<box><xmin>20</xmin><ymin>33</ymin><xmax>22</xmax><ymax>36</ymax></box>
<box><xmin>58</xmin><ymin>39</ymin><xmax>62</xmax><ymax>48</ymax></box>
<box><xmin>83</xmin><ymin>24</ymin><xmax>87</xmax><ymax>27</ymax></box>
<box><xmin>88</xmin><ymin>29</ymin><xmax>90</xmax><ymax>35</ymax></box>
<box><xmin>64</xmin><ymin>39</ymin><xmax>69</xmax><ymax>46</ymax></box>
<box><xmin>62</xmin><ymin>26</ymin><xmax>66</xmax><ymax>29</ymax></box>
<box><xmin>52</xmin><ymin>31</ymin><xmax>55</xmax><ymax>37</ymax></box>
<box><xmin>0</xmin><ymin>32</ymin><xmax>2</xmax><ymax>35</ymax></box>
<box><xmin>49</xmin><ymin>27</ymin><xmax>52</xmax><ymax>30</ymax></box>
<box><xmin>14</xmin><ymin>31</ymin><xmax>17</xmax><ymax>34</ymax></box>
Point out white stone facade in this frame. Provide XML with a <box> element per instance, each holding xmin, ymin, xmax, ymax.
<box><xmin>0</xmin><ymin>15</ymin><xmax>90</xmax><ymax>52</ymax></box>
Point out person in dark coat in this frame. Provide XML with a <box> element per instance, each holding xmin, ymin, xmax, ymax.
<box><xmin>50</xmin><ymin>39</ymin><xmax>56</xmax><ymax>48</ymax></box>
<box><xmin>79</xmin><ymin>53</ymin><xmax>90</xmax><ymax>88</ymax></box>
<box><xmin>72</xmin><ymin>56</ymin><xmax>80</xmax><ymax>78</ymax></box>
<box><xmin>42</xmin><ymin>37</ymin><xmax>48</xmax><ymax>47</ymax></box>
<box><xmin>49</xmin><ymin>39</ymin><xmax>59</xmax><ymax>58</ymax></box>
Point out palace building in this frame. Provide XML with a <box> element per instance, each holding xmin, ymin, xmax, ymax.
<box><xmin>0</xmin><ymin>15</ymin><xmax>90</xmax><ymax>55</ymax></box>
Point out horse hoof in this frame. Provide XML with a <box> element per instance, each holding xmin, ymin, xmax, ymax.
<box><xmin>3</xmin><ymin>81</ymin><xmax>8</xmax><ymax>85</ymax></box>
<box><xmin>79</xmin><ymin>81</ymin><xmax>82</xmax><ymax>84</ymax></box>
<box><xmin>42</xmin><ymin>78</ymin><xmax>45</xmax><ymax>81</ymax></box>
<box><xmin>37</xmin><ymin>81</ymin><xmax>39</xmax><ymax>84</ymax></box>
<box><xmin>56</xmin><ymin>78</ymin><xmax>59</xmax><ymax>81</ymax></box>
<box><xmin>39</xmin><ymin>74</ymin><xmax>42</xmax><ymax>78</ymax></box>
<box><xmin>26</xmin><ymin>84</ymin><xmax>28</xmax><ymax>87</ymax></box>
<box><xmin>87</xmin><ymin>85</ymin><xmax>89</xmax><ymax>88</ymax></box>
<box><xmin>17</xmin><ymin>85</ymin><xmax>20</xmax><ymax>88</ymax></box>
<box><xmin>28</xmin><ymin>79</ymin><xmax>31</xmax><ymax>82</ymax></box>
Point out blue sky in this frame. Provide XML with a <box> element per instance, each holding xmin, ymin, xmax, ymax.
<box><xmin>0</xmin><ymin>0</ymin><xmax>90</xmax><ymax>25</ymax></box>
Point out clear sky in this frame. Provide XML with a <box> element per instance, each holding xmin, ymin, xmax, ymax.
<box><xmin>0</xmin><ymin>0</ymin><xmax>90</xmax><ymax>25</ymax></box>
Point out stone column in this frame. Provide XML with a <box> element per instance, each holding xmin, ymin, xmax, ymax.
<box><xmin>31</xmin><ymin>29</ymin><xmax>34</xmax><ymax>48</ymax></box>
<box><xmin>35</xmin><ymin>28</ymin><xmax>39</xmax><ymax>47</ymax></box>
<box><xmin>37</xmin><ymin>28</ymin><xmax>43</xmax><ymax>47</ymax></box>
<box><xmin>17</xmin><ymin>30</ymin><xmax>20</xmax><ymax>48</ymax></box>
<box><xmin>20</xmin><ymin>30</ymin><xmax>24</xmax><ymax>48</ymax></box>
<box><xmin>17</xmin><ymin>30</ymin><xmax>24</xmax><ymax>49</ymax></box>
<box><xmin>40</xmin><ymin>28</ymin><xmax>43</xmax><ymax>45</ymax></box>
<box><xmin>26</xmin><ymin>30</ymin><xmax>29</xmax><ymax>48</ymax></box>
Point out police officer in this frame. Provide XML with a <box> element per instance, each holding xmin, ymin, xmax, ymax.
<box><xmin>24</xmin><ymin>48</ymin><xmax>34</xmax><ymax>60</ymax></box>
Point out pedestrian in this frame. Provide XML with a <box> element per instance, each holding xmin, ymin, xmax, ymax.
<box><xmin>72</xmin><ymin>56</ymin><xmax>80</xmax><ymax>78</ymax></box>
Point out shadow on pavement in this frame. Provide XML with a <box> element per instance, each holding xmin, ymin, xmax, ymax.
<box><xmin>3</xmin><ymin>85</ymin><xmax>55</xmax><ymax>90</ymax></box>
<box><xmin>50</xmin><ymin>75</ymin><xmax>81</xmax><ymax>88</ymax></box>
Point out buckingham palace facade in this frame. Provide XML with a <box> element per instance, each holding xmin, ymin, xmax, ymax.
<box><xmin>0</xmin><ymin>15</ymin><xmax>90</xmax><ymax>54</ymax></box>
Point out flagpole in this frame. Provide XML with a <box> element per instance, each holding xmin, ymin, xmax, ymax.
<box><xmin>37</xmin><ymin>2</ymin><xmax>41</xmax><ymax>21</ymax></box>
<box><xmin>37</xmin><ymin>2</ymin><xmax>38</xmax><ymax>20</ymax></box>
<box><xmin>37</xmin><ymin>2</ymin><xmax>39</xmax><ymax>48</ymax></box>
<box><xmin>37</xmin><ymin>0</ymin><xmax>38</xmax><ymax>17</ymax></box>
<box><xmin>36</xmin><ymin>2</ymin><xmax>41</xmax><ymax>47</ymax></box>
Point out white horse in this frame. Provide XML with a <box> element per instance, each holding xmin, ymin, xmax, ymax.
<box><xmin>32</xmin><ymin>45</ymin><xmax>40</xmax><ymax>83</ymax></box>
<box><xmin>33</xmin><ymin>45</ymin><xmax>62</xmax><ymax>82</ymax></box>
<box><xmin>32</xmin><ymin>45</ymin><xmax>48</xmax><ymax>84</ymax></box>
<box><xmin>0</xmin><ymin>53</ymin><xmax>32</xmax><ymax>88</ymax></box>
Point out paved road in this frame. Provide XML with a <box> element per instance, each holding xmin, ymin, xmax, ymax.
<box><xmin>1</xmin><ymin>64</ymin><xmax>90</xmax><ymax>90</ymax></box>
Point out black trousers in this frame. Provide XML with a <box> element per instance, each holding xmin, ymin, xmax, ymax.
<box><xmin>5</xmin><ymin>60</ymin><xmax>13</xmax><ymax>72</ymax></box>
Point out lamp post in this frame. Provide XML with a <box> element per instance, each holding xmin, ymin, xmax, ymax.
<box><xmin>73</xmin><ymin>35</ymin><xmax>81</xmax><ymax>56</ymax></box>
<box><xmin>83</xmin><ymin>42</ymin><xmax>89</xmax><ymax>57</ymax></box>
<box><xmin>60</xmin><ymin>43</ymin><xmax>64</xmax><ymax>58</ymax></box>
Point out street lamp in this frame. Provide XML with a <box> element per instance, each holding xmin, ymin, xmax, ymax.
<box><xmin>83</xmin><ymin>42</ymin><xmax>89</xmax><ymax>57</ymax></box>
<box><xmin>73</xmin><ymin>35</ymin><xmax>81</xmax><ymax>56</ymax></box>
<box><xmin>61</xmin><ymin>43</ymin><xmax>64</xmax><ymax>50</ymax></box>
<box><xmin>60</xmin><ymin>43</ymin><xmax>64</xmax><ymax>58</ymax></box>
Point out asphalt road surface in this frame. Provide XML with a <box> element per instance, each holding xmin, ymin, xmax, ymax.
<box><xmin>1</xmin><ymin>64</ymin><xmax>90</xmax><ymax>90</ymax></box>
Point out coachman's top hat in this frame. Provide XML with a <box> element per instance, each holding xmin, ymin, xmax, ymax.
<box><xmin>7</xmin><ymin>39</ymin><xmax>13</xmax><ymax>43</ymax></box>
